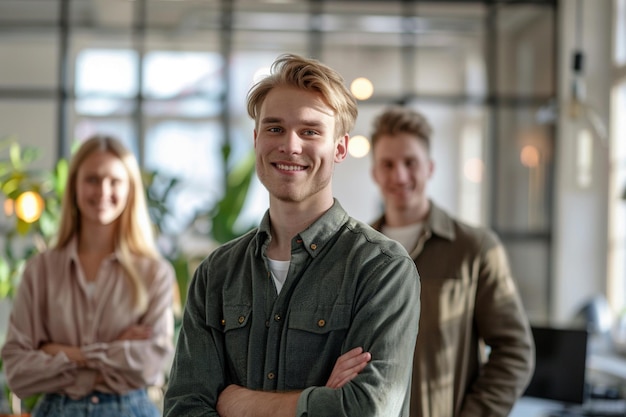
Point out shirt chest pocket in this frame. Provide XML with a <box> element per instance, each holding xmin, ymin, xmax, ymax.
<box><xmin>284</xmin><ymin>304</ymin><xmax>351</xmax><ymax>389</ymax></box>
<box><xmin>220</xmin><ymin>305</ymin><xmax>252</xmax><ymax>382</ymax></box>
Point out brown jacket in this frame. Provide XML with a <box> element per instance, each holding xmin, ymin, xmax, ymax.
<box><xmin>371</xmin><ymin>202</ymin><xmax>534</xmax><ymax>417</ymax></box>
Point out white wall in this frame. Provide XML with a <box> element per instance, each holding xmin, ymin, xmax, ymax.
<box><xmin>552</xmin><ymin>0</ymin><xmax>612</xmax><ymax>323</ymax></box>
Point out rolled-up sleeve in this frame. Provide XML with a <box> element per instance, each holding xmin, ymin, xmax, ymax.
<box><xmin>296</xmin><ymin>255</ymin><xmax>420</xmax><ymax>417</ymax></box>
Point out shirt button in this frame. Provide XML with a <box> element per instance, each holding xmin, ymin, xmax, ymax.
<box><xmin>267</xmin><ymin>372</ymin><xmax>275</xmax><ymax>380</ymax></box>
<box><xmin>91</xmin><ymin>395</ymin><xmax>99</xmax><ymax>404</ymax></box>
<box><xmin>265</xmin><ymin>320</ymin><xmax>270</xmax><ymax>328</ymax></box>
<box><xmin>274</xmin><ymin>314</ymin><xmax>281</xmax><ymax>322</ymax></box>
<box><xmin>238</xmin><ymin>316</ymin><xmax>245</xmax><ymax>324</ymax></box>
<box><xmin>221</xmin><ymin>319</ymin><xmax>225</xmax><ymax>326</ymax></box>
<box><xmin>310</xmin><ymin>243</ymin><xmax>317</xmax><ymax>250</ymax></box>
<box><xmin>318</xmin><ymin>319</ymin><xmax>326</xmax><ymax>327</ymax></box>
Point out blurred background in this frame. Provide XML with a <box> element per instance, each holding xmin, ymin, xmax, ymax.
<box><xmin>0</xmin><ymin>0</ymin><xmax>623</xmax><ymax>333</ymax></box>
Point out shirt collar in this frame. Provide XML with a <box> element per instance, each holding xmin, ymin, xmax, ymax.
<box><xmin>426</xmin><ymin>201</ymin><xmax>455</xmax><ymax>241</ymax></box>
<box><xmin>371</xmin><ymin>199</ymin><xmax>456</xmax><ymax>242</ymax></box>
<box><xmin>255</xmin><ymin>199</ymin><xmax>349</xmax><ymax>258</ymax></box>
<box><xmin>65</xmin><ymin>235</ymin><xmax>121</xmax><ymax>265</ymax></box>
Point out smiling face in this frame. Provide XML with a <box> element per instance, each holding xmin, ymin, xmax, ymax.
<box><xmin>372</xmin><ymin>132</ymin><xmax>434</xmax><ymax>214</ymax></box>
<box><xmin>75</xmin><ymin>150</ymin><xmax>131</xmax><ymax>228</ymax></box>
<box><xmin>254</xmin><ymin>86</ymin><xmax>348</xmax><ymax>206</ymax></box>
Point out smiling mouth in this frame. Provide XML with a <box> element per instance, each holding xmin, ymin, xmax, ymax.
<box><xmin>275</xmin><ymin>163</ymin><xmax>306</xmax><ymax>172</ymax></box>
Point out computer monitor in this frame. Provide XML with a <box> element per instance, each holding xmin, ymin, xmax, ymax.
<box><xmin>524</xmin><ymin>325</ymin><xmax>589</xmax><ymax>405</ymax></box>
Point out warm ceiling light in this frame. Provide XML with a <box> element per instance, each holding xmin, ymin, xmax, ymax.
<box><xmin>463</xmin><ymin>158</ymin><xmax>484</xmax><ymax>183</ymax></box>
<box><xmin>520</xmin><ymin>145</ymin><xmax>540</xmax><ymax>168</ymax></box>
<box><xmin>14</xmin><ymin>191</ymin><xmax>44</xmax><ymax>223</ymax></box>
<box><xmin>348</xmin><ymin>135</ymin><xmax>371</xmax><ymax>158</ymax></box>
<box><xmin>350</xmin><ymin>77</ymin><xmax>374</xmax><ymax>101</ymax></box>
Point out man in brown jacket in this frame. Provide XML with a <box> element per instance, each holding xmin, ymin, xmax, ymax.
<box><xmin>369</xmin><ymin>105</ymin><xmax>535</xmax><ymax>417</ymax></box>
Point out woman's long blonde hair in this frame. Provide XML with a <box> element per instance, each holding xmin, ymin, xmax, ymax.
<box><xmin>54</xmin><ymin>134</ymin><xmax>159</xmax><ymax>312</ymax></box>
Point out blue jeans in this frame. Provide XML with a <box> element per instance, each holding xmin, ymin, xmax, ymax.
<box><xmin>32</xmin><ymin>389</ymin><xmax>160</xmax><ymax>417</ymax></box>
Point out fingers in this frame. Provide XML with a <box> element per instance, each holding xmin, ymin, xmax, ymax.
<box><xmin>116</xmin><ymin>324</ymin><xmax>152</xmax><ymax>341</ymax></box>
<box><xmin>326</xmin><ymin>347</ymin><xmax>372</xmax><ymax>389</ymax></box>
<box><xmin>41</xmin><ymin>343</ymin><xmax>87</xmax><ymax>366</ymax></box>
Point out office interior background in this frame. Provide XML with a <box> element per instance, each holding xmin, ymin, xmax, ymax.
<box><xmin>0</xmin><ymin>0</ymin><xmax>624</xmax><ymax>335</ymax></box>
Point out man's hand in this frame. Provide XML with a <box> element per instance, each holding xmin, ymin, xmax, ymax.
<box><xmin>215</xmin><ymin>347</ymin><xmax>370</xmax><ymax>417</ymax></box>
<box><xmin>217</xmin><ymin>385</ymin><xmax>299</xmax><ymax>417</ymax></box>
<box><xmin>326</xmin><ymin>347</ymin><xmax>371</xmax><ymax>389</ymax></box>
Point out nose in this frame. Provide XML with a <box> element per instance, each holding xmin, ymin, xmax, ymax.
<box><xmin>279</xmin><ymin>130</ymin><xmax>303</xmax><ymax>154</ymax></box>
<box><xmin>391</xmin><ymin>164</ymin><xmax>409</xmax><ymax>183</ymax></box>
<box><xmin>98</xmin><ymin>179</ymin><xmax>112</xmax><ymax>197</ymax></box>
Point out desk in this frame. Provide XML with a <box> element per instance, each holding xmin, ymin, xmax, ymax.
<box><xmin>509</xmin><ymin>397</ymin><xmax>567</xmax><ymax>417</ymax></box>
<box><xmin>509</xmin><ymin>349</ymin><xmax>626</xmax><ymax>417</ymax></box>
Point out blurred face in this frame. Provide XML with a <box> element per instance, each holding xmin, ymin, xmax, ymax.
<box><xmin>372</xmin><ymin>133</ymin><xmax>433</xmax><ymax>212</ymax></box>
<box><xmin>254</xmin><ymin>86</ymin><xmax>348</xmax><ymax>204</ymax></box>
<box><xmin>75</xmin><ymin>150</ymin><xmax>130</xmax><ymax>227</ymax></box>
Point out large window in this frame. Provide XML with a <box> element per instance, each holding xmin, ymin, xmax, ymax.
<box><xmin>0</xmin><ymin>0</ymin><xmax>557</xmax><ymax>319</ymax></box>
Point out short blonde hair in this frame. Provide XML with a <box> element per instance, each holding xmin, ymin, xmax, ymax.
<box><xmin>246</xmin><ymin>53</ymin><xmax>358</xmax><ymax>140</ymax></box>
<box><xmin>55</xmin><ymin>134</ymin><xmax>159</xmax><ymax>311</ymax></box>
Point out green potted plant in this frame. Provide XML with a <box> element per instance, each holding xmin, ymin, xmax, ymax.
<box><xmin>0</xmin><ymin>137</ymin><xmax>67</xmax><ymax>415</ymax></box>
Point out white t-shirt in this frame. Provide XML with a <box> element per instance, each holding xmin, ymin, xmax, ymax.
<box><xmin>268</xmin><ymin>258</ymin><xmax>290</xmax><ymax>294</ymax></box>
<box><xmin>382</xmin><ymin>223</ymin><xmax>423</xmax><ymax>253</ymax></box>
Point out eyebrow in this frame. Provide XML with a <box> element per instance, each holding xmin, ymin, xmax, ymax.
<box><xmin>259</xmin><ymin>117</ymin><xmax>324</xmax><ymax>128</ymax></box>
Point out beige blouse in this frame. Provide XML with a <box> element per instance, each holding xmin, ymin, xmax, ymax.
<box><xmin>1</xmin><ymin>238</ymin><xmax>175</xmax><ymax>400</ymax></box>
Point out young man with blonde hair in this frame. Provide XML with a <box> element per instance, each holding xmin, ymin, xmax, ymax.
<box><xmin>164</xmin><ymin>56</ymin><xmax>420</xmax><ymax>417</ymax></box>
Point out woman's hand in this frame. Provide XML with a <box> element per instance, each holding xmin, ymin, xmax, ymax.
<box><xmin>40</xmin><ymin>343</ymin><xmax>87</xmax><ymax>367</ymax></box>
<box><xmin>115</xmin><ymin>324</ymin><xmax>152</xmax><ymax>341</ymax></box>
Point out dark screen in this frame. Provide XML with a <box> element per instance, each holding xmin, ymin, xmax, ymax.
<box><xmin>524</xmin><ymin>326</ymin><xmax>588</xmax><ymax>405</ymax></box>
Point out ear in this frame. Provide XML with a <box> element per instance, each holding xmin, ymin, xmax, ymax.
<box><xmin>334</xmin><ymin>134</ymin><xmax>349</xmax><ymax>163</ymax></box>
<box><xmin>253</xmin><ymin>130</ymin><xmax>258</xmax><ymax>148</ymax></box>
<box><xmin>427</xmin><ymin>158</ymin><xmax>435</xmax><ymax>179</ymax></box>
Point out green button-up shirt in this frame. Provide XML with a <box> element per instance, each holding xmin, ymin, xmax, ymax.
<box><xmin>164</xmin><ymin>200</ymin><xmax>421</xmax><ymax>417</ymax></box>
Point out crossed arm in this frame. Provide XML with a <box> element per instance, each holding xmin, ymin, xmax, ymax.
<box><xmin>216</xmin><ymin>347</ymin><xmax>372</xmax><ymax>417</ymax></box>
<box><xmin>39</xmin><ymin>324</ymin><xmax>153</xmax><ymax>386</ymax></box>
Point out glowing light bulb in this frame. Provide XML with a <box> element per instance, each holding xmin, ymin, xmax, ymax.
<box><xmin>520</xmin><ymin>146</ymin><xmax>540</xmax><ymax>168</ymax></box>
<box><xmin>348</xmin><ymin>135</ymin><xmax>371</xmax><ymax>158</ymax></box>
<box><xmin>350</xmin><ymin>77</ymin><xmax>374</xmax><ymax>100</ymax></box>
<box><xmin>15</xmin><ymin>191</ymin><xmax>44</xmax><ymax>223</ymax></box>
<box><xmin>463</xmin><ymin>158</ymin><xmax>484</xmax><ymax>183</ymax></box>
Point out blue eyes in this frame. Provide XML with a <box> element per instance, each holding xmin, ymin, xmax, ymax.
<box><xmin>265</xmin><ymin>127</ymin><xmax>320</xmax><ymax>136</ymax></box>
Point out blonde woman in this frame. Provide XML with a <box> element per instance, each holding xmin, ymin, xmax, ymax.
<box><xmin>1</xmin><ymin>135</ymin><xmax>175</xmax><ymax>417</ymax></box>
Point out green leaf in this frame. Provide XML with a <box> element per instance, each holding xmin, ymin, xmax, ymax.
<box><xmin>0</xmin><ymin>258</ymin><xmax>11</xmax><ymax>298</ymax></box>
<box><xmin>1</xmin><ymin>176</ymin><xmax>21</xmax><ymax>196</ymax></box>
<box><xmin>39</xmin><ymin>210</ymin><xmax>58</xmax><ymax>240</ymax></box>
<box><xmin>54</xmin><ymin>158</ymin><xmax>69</xmax><ymax>196</ymax></box>
<box><xmin>21</xmin><ymin>146</ymin><xmax>41</xmax><ymax>165</ymax></box>
<box><xmin>16</xmin><ymin>218</ymin><xmax>33</xmax><ymax>235</ymax></box>
<box><xmin>9</xmin><ymin>142</ymin><xmax>22</xmax><ymax>169</ymax></box>
<box><xmin>21</xmin><ymin>393</ymin><xmax>42</xmax><ymax>412</ymax></box>
<box><xmin>211</xmin><ymin>151</ymin><xmax>256</xmax><ymax>243</ymax></box>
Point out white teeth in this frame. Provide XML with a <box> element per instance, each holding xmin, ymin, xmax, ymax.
<box><xmin>276</xmin><ymin>164</ymin><xmax>305</xmax><ymax>171</ymax></box>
